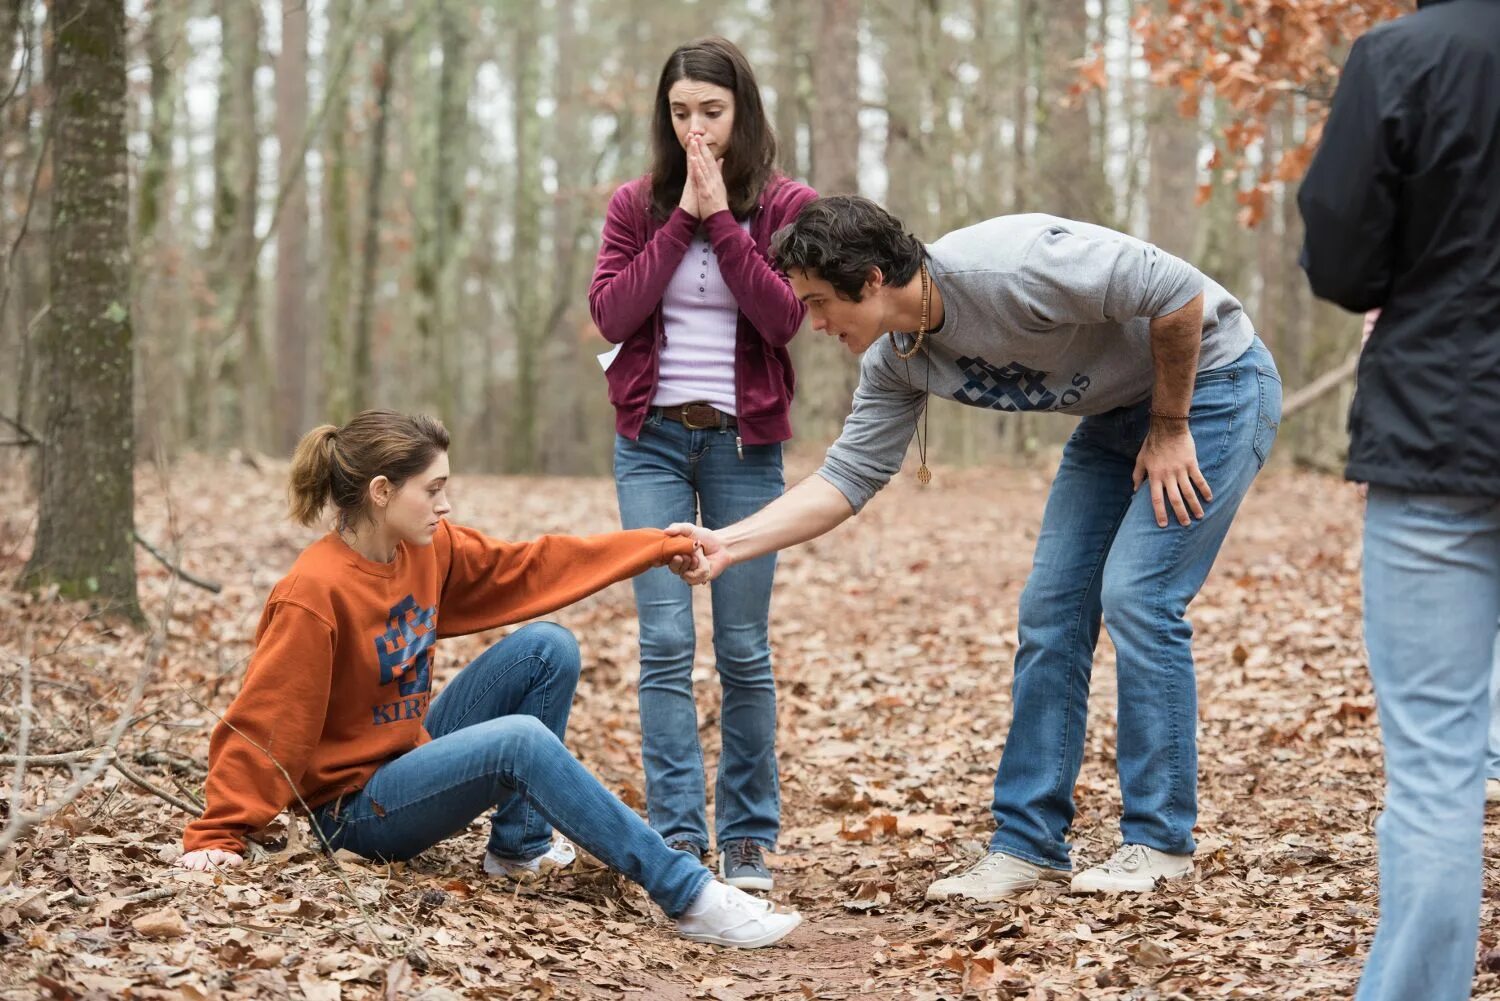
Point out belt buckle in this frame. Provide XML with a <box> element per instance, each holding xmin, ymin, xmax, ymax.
<box><xmin>680</xmin><ymin>404</ymin><xmax>717</xmax><ymax>430</ymax></box>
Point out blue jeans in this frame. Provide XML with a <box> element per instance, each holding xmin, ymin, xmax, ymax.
<box><xmin>614</xmin><ymin>413</ymin><xmax>784</xmax><ymax>852</ymax></box>
<box><xmin>1356</xmin><ymin>489</ymin><xmax>1500</xmax><ymax>1001</ymax></box>
<box><xmin>1489</xmin><ymin>628</ymin><xmax>1500</xmax><ymax>780</ymax></box>
<box><xmin>990</xmin><ymin>337</ymin><xmax>1281</xmax><ymax>869</ymax></box>
<box><xmin>311</xmin><ymin>623</ymin><xmax>712</xmax><ymax>917</ymax></box>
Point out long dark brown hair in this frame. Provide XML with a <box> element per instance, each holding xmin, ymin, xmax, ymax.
<box><xmin>287</xmin><ymin>410</ymin><xmax>450</xmax><ymax>529</ymax></box>
<box><xmin>648</xmin><ymin>37</ymin><xmax>777</xmax><ymax>221</ymax></box>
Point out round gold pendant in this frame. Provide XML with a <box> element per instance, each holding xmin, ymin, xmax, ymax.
<box><xmin>916</xmin><ymin>464</ymin><xmax>932</xmax><ymax>485</ymax></box>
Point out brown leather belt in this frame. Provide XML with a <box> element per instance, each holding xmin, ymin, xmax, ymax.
<box><xmin>654</xmin><ymin>402</ymin><xmax>736</xmax><ymax>430</ymax></box>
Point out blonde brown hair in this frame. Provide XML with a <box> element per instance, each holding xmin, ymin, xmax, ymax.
<box><xmin>287</xmin><ymin>410</ymin><xmax>450</xmax><ymax>528</ymax></box>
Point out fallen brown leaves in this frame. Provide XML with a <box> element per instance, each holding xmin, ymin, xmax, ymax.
<box><xmin>1</xmin><ymin>454</ymin><xmax>1498</xmax><ymax>999</ymax></box>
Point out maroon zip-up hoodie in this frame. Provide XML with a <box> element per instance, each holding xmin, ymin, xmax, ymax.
<box><xmin>588</xmin><ymin>174</ymin><xmax>819</xmax><ymax>445</ymax></box>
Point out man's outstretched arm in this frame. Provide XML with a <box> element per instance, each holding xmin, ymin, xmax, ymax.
<box><xmin>668</xmin><ymin>475</ymin><xmax>855</xmax><ymax>583</ymax></box>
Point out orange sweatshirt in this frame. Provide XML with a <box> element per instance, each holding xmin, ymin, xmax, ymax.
<box><xmin>183</xmin><ymin>522</ymin><xmax>695</xmax><ymax>853</ymax></box>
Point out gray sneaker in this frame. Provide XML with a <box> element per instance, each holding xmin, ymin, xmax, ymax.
<box><xmin>668</xmin><ymin>840</ymin><xmax>706</xmax><ymax>864</ymax></box>
<box><xmin>719</xmin><ymin>839</ymin><xmax>773</xmax><ymax>892</ymax></box>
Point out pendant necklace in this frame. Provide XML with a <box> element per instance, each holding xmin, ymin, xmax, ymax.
<box><xmin>893</xmin><ymin>262</ymin><xmax>933</xmax><ymax>486</ymax></box>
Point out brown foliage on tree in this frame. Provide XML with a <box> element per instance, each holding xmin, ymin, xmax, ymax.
<box><xmin>1132</xmin><ymin>0</ymin><xmax>1408</xmax><ymax>225</ymax></box>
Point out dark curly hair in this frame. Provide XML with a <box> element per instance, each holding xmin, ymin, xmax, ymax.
<box><xmin>770</xmin><ymin>196</ymin><xmax>926</xmax><ymax>301</ymax></box>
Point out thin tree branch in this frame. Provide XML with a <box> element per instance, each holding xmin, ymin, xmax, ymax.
<box><xmin>61</xmin><ymin>886</ymin><xmax>178</xmax><ymax>908</ymax></box>
<box><xmin>0</xmin><ymin>5</ymin><xmax>33</xmax><ymax>120</ymax></box>
<box><xmin>134</xmin><ymin>748</ymin><xmax>204</xmax><ymax>776</ymax></box>
<box><xmin>133</xmin><ymin>530</ymin><xmax>222</xmax><ymax>593</ymax></box>
<box><xmin>0</xmin><ymin>572</ymin><xmax>180</xmax><ymax>855</ymax></box>
<box><xmin>0</xmin><ymin>747</ymin><xmax>108</xmax><ymax>766</ymax></box>
<box><xmin>170</xmin><ymin>770</ymin><xmax>205</xmax><ymax>810</ymax></box>
<box><xmin>111</xmin><ymin>757</ymin><xmax>203</xmax><ymax>816</ymax></box>
<box><xmin>0</xmin><ymin>413</ymin><xmax>41</xmax><ymax>447</ymax></box>
<box><xmin>0</xmin><ymin>107</ymin><xmax>54</xmax><ymax>344</ymax></box>
<box><xmin>1282</xmin><ymin>349</ymin><xmax>1361</xmax><ymax>419</ymax></box>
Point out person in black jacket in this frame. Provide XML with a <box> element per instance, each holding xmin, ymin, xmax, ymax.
<box><xmin>1298</xmin><ymin>2</ymin><xmax>1500</xmax><ymax>999</ymax></box>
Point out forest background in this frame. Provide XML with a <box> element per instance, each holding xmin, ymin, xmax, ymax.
<box><xmin>11</xmin><ymin>3</ymin><xmax>1491</xmax><ymax>1001</ymax></box>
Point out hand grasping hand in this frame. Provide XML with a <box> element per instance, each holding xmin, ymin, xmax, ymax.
<box><xmin>665</xmin><ymin>522</ymin><xmax>733</xmax><ymax>584</ymax></box>
<box><xmin>666</xmin><ymin>543</ymin><xmax>703</xmax><ymax>577</ymax></box>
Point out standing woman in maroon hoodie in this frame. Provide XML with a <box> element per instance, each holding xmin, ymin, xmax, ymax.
<box><xmin>588</xmin><ymin>37</ymin><xmax>816</xmax><ymax>892</ymax></box>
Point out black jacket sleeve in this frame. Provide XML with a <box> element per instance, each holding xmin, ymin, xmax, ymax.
<box><xmin>1297</xmin><ymin>33</ymin><xmax>1407</xmax><ymax>313</ymax></box>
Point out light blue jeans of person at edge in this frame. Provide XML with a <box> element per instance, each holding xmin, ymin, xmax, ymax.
<box><xmin>988</xmin><ymin>337</ymin><xmax>1281</xmax><ymax>869</ymax></box>
<box><xmin>1489</xmin><ymin>626</ymin><xmax>1500</xmax><ymax>781</ymax></box>
<box><xmin>311</xmin><ymin>622</ymin><xmax>713</xmax><ymax>917</ymax></box>
<box><xmin>614</xmin><ymin>412</ymin><xmax>784</xmax><ymax>854</ymax></box>
<box><xmin>1355</xmin><ymin>489</ymin><xmax>1500</xmax><ymax>1001</ymax></box>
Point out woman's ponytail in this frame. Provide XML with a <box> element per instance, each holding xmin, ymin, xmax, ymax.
<box><xmin>285</xmin><ymin>411</ymin><xmax>449</xmax><ymax>530</ymax></box>
<box><xmin>287</xmin><ymin>424</ymin><xmax>339</xmax><ymax>526</ymax></box>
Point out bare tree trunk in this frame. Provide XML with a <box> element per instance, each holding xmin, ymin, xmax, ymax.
<box><xmin>1035</xmin><ymin>0</ymin><xmax>1110</xmax><ymax>224</ymax></box>
<box><xmin>1254</xmin><ymin>114</ymin><xmax>1282</xmax><ymax>362</ymax></box>
<box><xmin>21</xmin><ymin>0</ymin><xmax>140</xmax><ymax>622</ymax></box>
<box><xmin>789</xmin><ymin>0</ymin><xmax>863</xmax><ymax>448</ymax></box>
<box><xmin>879</xmin><ymin>1</ymin><xmax>920</xmax><ymax>223</ymax></box>
<box><xmin>352</xmin><ymin>27</ymin><xmax>400</xmax><ymax>415</ymax></box>
<box><xmin>809</xmin><ymin>0</ymin><xmax>859</xmax><ymax>196</ymax></box>
<box><xmin>505</xmin><ymin>11</ymin><xmax>542</xmax><ymax>472</ymax></box>
<box><xmin>135</xmin><ymin>0</ymin><xmax>177</xmax><ymax>250</ymax></box>
<box><xmin>1146</xmin><ymin>82</ymin><xmax>1198</xmax><ymax>258</ymax></box>
<box><xmin>414</xmin><ymin>4</ymin><xmax>468</xmax><ymax>423</ymax></box>
<box><xmin>610</xmin><ymin>0</ymin><xmax>650</xmax><ymax>166</ymax></box>
<box><xmin>971</xmin><ymin>0</ymin><xmax>1009</xmax><ymax>217</ymax></box>
<box><xmin>1012</xmin><ymin>0</ymin><xmax>1035</xmax><ymax>213</ymax></box>
<box><xmin>322</xmin><ymin>0</ymin><xmax>354</xmax><ymax>424</ymax></box>
<box><xmin>771</xmin><ymin>0</ymin><xmax>806</xmax><ymax>180</ymax></box>
<box><xmin>132</xmin><ymin>0</ymin><xmax>184</xmax><ymax>458</ymax></box>
<box><xmin>1195</xmin><ymin>101</ymin><xmax>1252</xmax><ymax>297</ymax></box>
<box><xmin>4</xmin><ymin>1</ymin><xmax>48</xmax><ymax>451</ymax></box>
<box><xmin>0</xmin><ymin>2</ymin><xmax>15</xmax><ymax>113</ymax></box>
<box><xmin>273</xmin><ymin>0</ymin><xmax>309</xmax><ymax>453</ymax></box>
<box><xmin>198</xmin><ymin>0</ymin><xmax>261</xmax><ymax>449</ymax></box>
<box><xmin>230</xmin><ymin>2</ymin><xmax>265</xmax><ymax>451</ymax></box>
<box><xmin>546</xmin><ymin>0</ymin><xmax>599</xmax><ymax>474</ymax></box>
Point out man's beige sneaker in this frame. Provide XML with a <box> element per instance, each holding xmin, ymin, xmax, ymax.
<box><xmin>925</xmin><ymin>850</ymin><xmax>1070</xmax><ymax>903</ymax></box>
<box><xmin>1070</xmin><ymin>844</ymin><xmax>1192</xmax><ymax>893</ymax></box>
<box><xmin>1487</xmin><ymin>778</ymin><xmax>1500</xmax><ymax>804</ymax></box>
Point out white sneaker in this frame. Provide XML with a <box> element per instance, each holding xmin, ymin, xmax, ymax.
<box><xmin>483</xmin><ymin>836</ymin><xmax>577</xmax><ymax>881</ymax></box>
<box><xmin>675</xmin><ymin>880</ymin><xmax>801</xmax><ymax>948</ymax></box>
<box><xmin>1070</xmin><ymin>844</ymin><xmax>1192</xmax><ymax>893</ymax></box>
<box><xmin>1487</xmin><ymin>778</ymin><xmax>1500</xmax><ymax>804</ymax></box>
<box><xmin>924</xmin><ymin>850</ymin><xmax>1070</xmax><ymax>903</ymax></box>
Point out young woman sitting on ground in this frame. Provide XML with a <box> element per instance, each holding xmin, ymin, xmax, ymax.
<box><xmin>175</xmin><ymin>409</ymin><xmax>800</xmax><ymax>949</ymax></box>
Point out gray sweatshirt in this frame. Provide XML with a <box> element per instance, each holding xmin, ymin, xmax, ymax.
<box><xmin>816</xmin><ymin>214</ymin><xmax>1256</xmax><ymax>513</ymax></box>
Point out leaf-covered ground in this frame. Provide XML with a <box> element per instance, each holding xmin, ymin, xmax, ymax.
<box><xmin>2</xmin><ymin>455</ymin><xmax>1498</xmax><ymax>1000</ymax></box>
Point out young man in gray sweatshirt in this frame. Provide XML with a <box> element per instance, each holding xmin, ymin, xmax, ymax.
<box><xmin>666</xmin><ymin>195</ymin><xmax>1281</xmax><ymax>902</ymax></box>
